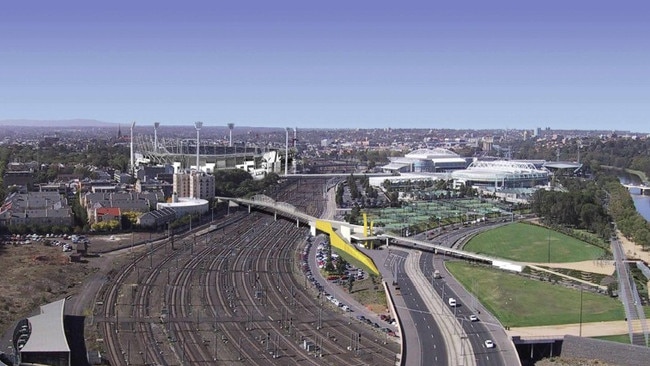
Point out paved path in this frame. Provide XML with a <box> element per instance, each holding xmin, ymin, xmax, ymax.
<box><xmin>509</xmin><ymin>320</ymin><xmax>646</xmax><ymax>338</ymax></box>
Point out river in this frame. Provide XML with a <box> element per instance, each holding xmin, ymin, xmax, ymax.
<box><xmin>630</xmin><ymin>192</ymin><xmax>650</xmax><ymax>222</ymax></box>
<box><xmin>619</xmin><ymin>174</ymin><xmax>650</xmax><ymax>222</ymax></box>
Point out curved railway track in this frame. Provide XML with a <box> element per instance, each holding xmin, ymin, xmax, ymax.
<box><xmin>97</xmin><ymin>178</ymin><xmax>399</xmax><ymax>365</ymax></box>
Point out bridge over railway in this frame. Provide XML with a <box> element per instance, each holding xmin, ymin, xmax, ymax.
<box><xmin>218</xmin><ymin>194</ymin><xmax>524</xmax><ymax>274</ymax></box>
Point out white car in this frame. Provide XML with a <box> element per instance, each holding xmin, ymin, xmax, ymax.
<box><xmin>469</xmin><ymin>315</ymin><xmax>479</xmax><ymax>322</ymax></box>
<box><xmin>484</xmin><ymin>340</ymin><xmax>495</xmax><ymax>348</ymax></box>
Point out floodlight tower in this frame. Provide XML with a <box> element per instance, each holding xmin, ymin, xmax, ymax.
<box><xmin>285</xmin><ymin>127</ymin><xmax>290</xmax><ymax>176</ymax></box>
<box><xmin>227</xmin><ymin>123</ymin><xmax>235</xmax><ymax>147</ymax></box>
<box><xmin>153</xmin><ymin>122</ymin><xmax>160</xmax><ymax>153</ymax></box>
<box><xmin>130</xmin><ymin>121</ymin><xmax>136</xmax><ymax>175</ymax></box>
<box><xmin>293</xmin><ymin>127</ymin><xmax>298</xmax><ymax>174</ymax></box>
<box><xmin>194</xmin><ymin>121</ymin><xmax>203</xmax><ymax>172</ymax></box>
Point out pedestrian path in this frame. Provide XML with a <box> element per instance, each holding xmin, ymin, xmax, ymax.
<box><xmin>509</xmin><ymin>320</ymin><xmax>644</xmax><ymax>338</ymax></box>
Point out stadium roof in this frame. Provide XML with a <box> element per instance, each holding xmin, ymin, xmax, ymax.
<box><xmin>543</xmin><ymin>161</ymin><xmax>583</xmax><ymax>170</ymax></box>
<box><xmin>158</xmin><ymin>198</ymin><xmax>209</xmax><ymax>208</ymax></box>
<box><xmin>20</xmin><ymin>298</ymin><xmax>70</xmax><ymax>353</ymax></box>
<box><xmin>451</xmin><ymin>160</ymin><xmax>549</xmax><ymax>181</ymax></box>
<box><xmin>405</xmin><ymin>148</ymin><xmax>460</xmax><ymax>160</ymax></box>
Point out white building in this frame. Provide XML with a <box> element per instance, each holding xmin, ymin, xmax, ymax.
<box><xmin>157</xmin><ymin>195</ymin><xmax>209</xmax><ymax>217</ymax></box>
<box><xmin>451</xmin><ymin>160</ymin><xmax>550</xmax><ymax>190</ymax></box>
<box><xmin>382</xmin><ymin>148</ymin><xmax>469</xmax><ymax>173</ymax></box>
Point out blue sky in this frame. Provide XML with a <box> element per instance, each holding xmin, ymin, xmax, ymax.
<box><xmin>1</xmin><ymin>1</ymin><xmax>649</xmax><ymax>132</ymax></box>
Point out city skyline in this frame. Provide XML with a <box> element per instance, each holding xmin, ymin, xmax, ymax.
<box><xmin>1</xmin><ymin>1</ymin><xmax>649</xmax><ymax>132</ymax></box>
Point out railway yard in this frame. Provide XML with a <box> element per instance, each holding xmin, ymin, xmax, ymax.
<box><xmin>93</xmin><ymin>178</ymin><xmax>400</xmax><ymax>365</ymax></box>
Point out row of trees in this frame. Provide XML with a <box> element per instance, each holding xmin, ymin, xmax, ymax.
<box><xmin>530</xmin><ymin>179</ymin><xmax>611</xmax><ymax>239</ymax></box>
<box><xmin>513</xmin><ymin>137</ymin><xmax>650</xmax><ymax>180</ymax></box>
<box><xmin>0</xmin><ymin>147</ymin><xmax>10</xmax><ymax>202</ymax></box>
<box><xmin>213</xmin><ymin>170</ymin><xmax>280</xmax><ymax>198</ymax></box>
<box><xmin>599</xmin><ymin>175</ymin><xmax>650</xmax><ymax>248</ymax></box>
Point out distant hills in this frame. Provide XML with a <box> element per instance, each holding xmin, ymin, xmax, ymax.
<box><xmin>0</xmin><ymin>119</ymin><xmax>117</xmax><ymax>127</ymax></box>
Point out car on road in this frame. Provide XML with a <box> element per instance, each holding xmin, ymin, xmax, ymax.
<box><xmin>469</xmin><ymin>315</ymin><xmax>479</xmax><ymax>322</ymax></box>
<box><xmin>484</xmin><ymin>339</ymin><xmax>495</xmax><ymax>348</ymax></box>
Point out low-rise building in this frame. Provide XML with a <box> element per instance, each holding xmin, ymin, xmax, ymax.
<box><xmin>138</xmin><ymin>207</ymin><xmax>176</xmax><ymax>228</ymax></box>
<box><xmin>0</xmin><ymin>192</ymin><xmax>73</xmax><ymax>228</ymax></box>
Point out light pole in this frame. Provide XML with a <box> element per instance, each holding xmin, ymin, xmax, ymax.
<box><xmin>548</xmin><ymin>223</ymin><xmax>551</xmax><ymax>263</ymax></box>
<box><xmin>579</xmin><ymin>286</ymin><xmax>583</xmax><ymax>336</ymax></box>
<box><xmin>130</xmin><ymin>121</ymin><xmax>136</xmax><ymax>176</ymax></box>
<box><xmin>227</xmin><ymin>123</ymin><xmax>235</xmax><ymax>147</ymax></box>
<box><xmin>293</xmin><ymin>127</ymin><xmax>298</xmax><ymax>174</ymax></box>
<box><xmin>153</xmin><ymin>122</ymin><xmax>160</xmax><ymax>153</ymax></box>
<box><xmin>194</xmin><ymin>121</ymin><xmax>203</xmax><ymax>172</ymax></box>
<box><xmin>285</xmin><ymin>127</ymin><xmax>290</xmax><ymax>176</ymax></box>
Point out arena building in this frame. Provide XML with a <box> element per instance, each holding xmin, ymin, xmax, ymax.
<box><xmin>381</xmin><ymin>148</ymin><xmax>469</xmax><ymax>173</ymax></box>
<box><xmin>451</xmin><ymin>160</ymin><xmax>550</xmax><ymax>190</ymax></box>
<box><xmin>14</xmin><ymin>298</ymin><xmax>70</xmax><ymax>366</ymax></box>
<box><xmin>157</xmin><ymin>194</ymin><xmax>209</xmax><ymax>217</ymax></box>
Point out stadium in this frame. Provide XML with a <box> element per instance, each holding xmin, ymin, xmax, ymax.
<box><xmin>381</xmin><ymin>148</ymin><xmax>469</xmax><ymax>173</ymax></box>
<box><xmin>451</xmin><ymin>160</ymin><xmax>550</xmax><ymax>190</ymax></box>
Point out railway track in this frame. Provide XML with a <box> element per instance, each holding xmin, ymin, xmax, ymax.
<box><xmin>96</xmin><ymin>178</ymin><xmax>399</xmax><ymax>365</ymax></box>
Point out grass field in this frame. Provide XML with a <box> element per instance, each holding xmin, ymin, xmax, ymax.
<box><xmin>593</xmin><ymin>334</ymin><xmax>631</xmax><ymax>344</ymax></box>
<box><xmin>463</xmin><ymin>222</ymin><xmax>605</xmax><ymax>262</ymax></box>
<box><xmin>446</xmin><ymin>261</ymin><xmax>625</xmax><ymax>327</ymax></box>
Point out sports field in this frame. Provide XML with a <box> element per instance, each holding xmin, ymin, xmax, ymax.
<box><xmin>463</xmin><ymin>222</ymin><xmax>605</xmax><ymax>263</ymax></box>
<box><xmin>446</xmin><ymin>261</ymin><xmax>624</xmax><ymax>327</ymax></box>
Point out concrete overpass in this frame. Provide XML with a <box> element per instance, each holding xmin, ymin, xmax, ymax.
<box><xmin>217</xmin><ymin>194</ymin><xmax>524</xmax><ymax>274</ymax></box>
<box><xmin>219</xmin><ymin>194</ymin><xmax>368</xmax><ymax>239</ymax></box>
<box><xmin>380</xmin><ymin>233</ymin><xmax>524</xmax><ymax>272</ymax></box>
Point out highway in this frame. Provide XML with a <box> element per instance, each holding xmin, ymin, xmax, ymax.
<box><xmin>421</xmin><ymin>252</ymin><xmax>504</xmax><ymax>366</ymax></box>
<box><xmin>390</xmin><ymin>250</ymin><xmax>448</xmax><ymax>366</ymax></box>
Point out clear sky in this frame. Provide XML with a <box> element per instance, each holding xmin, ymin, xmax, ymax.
<box><xmin>1</xmin><ymin>1</ymin><xmax>649</xmax><ymax>132</ymax></box>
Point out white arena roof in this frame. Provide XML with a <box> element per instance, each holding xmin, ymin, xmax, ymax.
<box><xmin>405</xmin><ymin>148</ymin><xmax>461</xmax><ymax>160</ymax></box>
<box><xmin>158</xmin><ymin>198</ymin><xmax>209</xmax><ymax>208</ymax></box>
<box><xmin>451</xmin><ymin>160</ymin><xmax>549</xmax><ymax>182</ymax></box>
<box><xmin>20</xmin><ymin>298</ymin><xmax>70</xmax><ymax>353</ymax></box>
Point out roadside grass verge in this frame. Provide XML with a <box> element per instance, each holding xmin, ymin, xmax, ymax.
<box><xmin>463</xmin><ymin>222</ymin><xmax>604</xmax><ymax>263</ymax></box>
<box><xmin>446</xmin><ymin>261</ymin><xmax>624</xmax><ymax>327</ymax></box>
<box><xmin>329</xmin><ymin>247</ymin><xmax>387</xmax><ymax>313</ymax></box>
<box><xmin>592</xmin><ymin>334</ymin><xmax>631</xmax><ymax>344</ymax></box>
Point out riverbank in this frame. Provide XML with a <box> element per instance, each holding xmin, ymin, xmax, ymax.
<box><xmin>618</xmin><ymin>230</ymin><xmax>650</xmax><ymax>262</ymax></box>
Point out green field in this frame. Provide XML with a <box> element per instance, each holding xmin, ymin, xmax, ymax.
<box><xmin>446</xmin><ymin>261</ymin><xmax>625</xmax><ymax>327</ymax></box>
<box><xmin>593</xmin><ymin>334</ymin><xmax>631</xmax><ymax>344</ymax></box>
<box><xmin>463</xmin><ymin>222</ymin><xmax>605</xmax><ymax>263</ymax></box>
